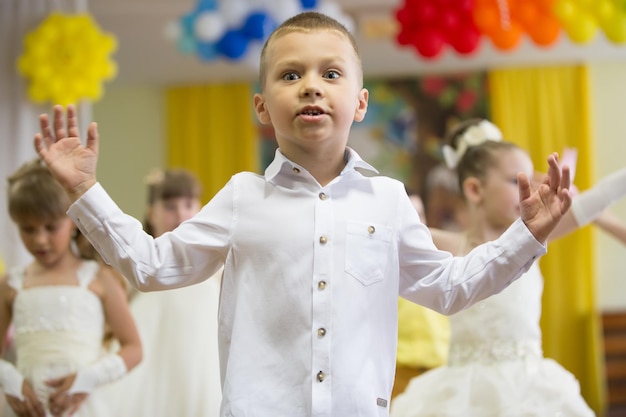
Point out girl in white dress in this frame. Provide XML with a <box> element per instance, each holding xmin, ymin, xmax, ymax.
<box><xmin>101</xmin><ymin>169</ymin><xmax>222</xmax><ymax>417</ymax></box>
<box><xmin>0</xmin><ymin>159</ymin><xmax>142</xmax><ymax>417</ymax></box>
<box><xmin>391</xmin><ymin>119</ymin><xmax>626</xmax><ymax>417</ymax></box>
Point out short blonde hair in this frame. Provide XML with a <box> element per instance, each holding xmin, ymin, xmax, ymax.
<box><xmin>258</xmin><ymin>11</ymin><xmax>362</xmax><ymax>91</ymax></box>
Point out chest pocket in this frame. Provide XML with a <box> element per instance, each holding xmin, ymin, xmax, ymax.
<box><xmin>345</xmin><ymin>222</ymin><xmax>392</xmax><ymax>286</ymax></box>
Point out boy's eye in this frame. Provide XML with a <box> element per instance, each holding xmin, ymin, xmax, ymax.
<box><xmin>282</xmin><ymin>72</ymin><xmax>300</xmax><ymax>81</ymax></box>
<box><xmin>323</xmin><ymin>70</ymin><xmax>340</xmax><ymax>79</ymax></box>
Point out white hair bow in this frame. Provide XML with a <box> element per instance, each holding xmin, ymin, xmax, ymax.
<box><xmin>442</xmin><ymin>120</ymin><xmax>503</xmax><ymax>169</ymax></box>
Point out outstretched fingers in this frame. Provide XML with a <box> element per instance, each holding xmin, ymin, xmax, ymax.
<box><xmin>86</xmin><ymin>122</ymin><xmax>99</xmax><ymax>154</ymax></box>
<box><xmin>517</xmin><ymin>171</ymin><xmax>531</xmax><ymax>203</ymax></box>
<box><xmin>546</xmin><ymin>152</ymin><xmax>561</xmax><ymax>193</ymax></box>
<box><xmin>34</xmin><ymin>114</ymin><xmax>53</xmax><ymax>157</ymax></box>
<box><xmin>66</xmin><ymin>104</ymin><xmax>80</xmax><ymax>138</ymax></box>
<box><xmin>53</xmin><ymin>104</ymin><xmax>68</xmax><ymax>140</ymax></box>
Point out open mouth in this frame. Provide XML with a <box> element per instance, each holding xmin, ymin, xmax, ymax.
<box><xmin>299</xmin><ymin>107</ymin><xmax>325</xmax><ymax>116</ymax></box>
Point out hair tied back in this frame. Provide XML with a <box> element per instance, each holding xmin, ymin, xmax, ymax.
<box><xmin>442</xmin><ymin>120</ymin><xmax>503</xmax><ymax>169</ymax></box>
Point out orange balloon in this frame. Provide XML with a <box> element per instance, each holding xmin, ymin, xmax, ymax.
<box><xmin>513</xmin><ymin>0</ymin><xmax>539</xmax><ymax>27</ymax></box>
<box><xmin>490</xmin><ymin>22</ymin><xmax>523</xmax><ymax>50</ymax></box>
<box><xmin>528</xmin><ymin>16</ymin><xmax>561</xmax><ymax>46</ymax></box>
<box><xmin>473</xmin><ymin>5</ymin><xmax>500</xmax><ymax>32</ymax></box>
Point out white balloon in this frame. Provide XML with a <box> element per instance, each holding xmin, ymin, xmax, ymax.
<box><xmin>218</xmin><ymin>0</ymin><xmax>251</xmax><ymax>28</ymax></box>
<box><xmin>317</xmin><ymin>1</ymin><xmax>342</xmax><ymax>19</ymax></box>
<box><xmin>317</xmin><ymin>1</ymin><xmax>355</xmax><ymax>33</ymax></box>
<box><xmin>194</xmin><ymin>11</ymin><xmax>226</xmax><ymax>42</ymax></box>
<box><xmin>242</xmin><ymin>39</ymin><xmax>264</xmax><ymax>70</ymax></box>
<box><xmin>266</xmin><ymin>0</ymin><xmax>302</xmax><ymax>24</ymax></box>
<box><xmin>163</xmin><ymin>19</ymin><xmax>182</xmax><ymax>42</ymax></box>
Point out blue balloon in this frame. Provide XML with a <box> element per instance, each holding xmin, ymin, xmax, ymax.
<box><xmin>197</xmin><ymin>41</ymin><xmax>218</xmax><ymax>61</ymax></box>
<box><xmin>196</xmin><ymin>0</ymin><xmax>217</xmax><ymax>12</ymax></box>
<box><xmin>178</xmin><ymin>36</ymin><xmax>197</xmax><ymax>55</ymax></box>
<box><xmin>216</xmin><ymin>30</ymin><xmax>249</xmax><ymax>60</ymax></box>
<box><xmin>300</xmin><ymin>0</ymin><xmax>317</xmax><ymax>9</ymax></box>
<box><xmin>241</xmin><ymin>11</ymin><xmax>277</xmax><ymax>41</ymax></box>
<box><xmin>180</xmin><ymin>12</ymin><xmax>196</xmax><ymax>36</ymax></box>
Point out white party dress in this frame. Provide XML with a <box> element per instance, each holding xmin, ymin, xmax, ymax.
<box><xmin>6</xmin><ymin>261</ymin><xmax>111</xmax><ymax>417</ymax></box>
<box><xmin>100</xmin><ymin>272</ymin><xmax>222</xmax><ymax>417</ymax></box>
<box><xmin>390</xmin><ymin>263</ymin><xmax>595</xmax><ymax>417</ymax></box>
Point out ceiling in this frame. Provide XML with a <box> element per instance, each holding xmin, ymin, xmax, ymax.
<box><xmin>89</xmin><ymin>0</ymin><xmax>626</xmax><ymax>86</ymax></box>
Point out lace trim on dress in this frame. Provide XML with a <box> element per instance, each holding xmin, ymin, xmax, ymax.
<box><xmin>448</xmin><ymin>339</ymin><xmax>542</xmax><ymax>365</ymax></box>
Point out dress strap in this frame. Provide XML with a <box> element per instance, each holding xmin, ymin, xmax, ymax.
<box><xmin>6</xmin><ymin>267</ymin><xmax>25</xmax><ymax>291</ymax></box>
<box><xmin>76</xmin><ymin>260</ymin><xmax>100</xmax><ymax>288</ymax></box>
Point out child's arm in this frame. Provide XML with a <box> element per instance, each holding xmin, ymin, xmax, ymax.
<box><xmin>0</xmin><ymin>276</ymin><xmax>46</xmax><ymax>416</ymax></box>
<box><xmin>34</xmin><ymin>104</ymin><xmax>98</xmax><ymax>201</ymax></box>
<box><xmin>593</xmin><ymin>210</ymin><xmax>626</xmax><ymax>246</ymax></box>
<box><xmin>518</xmin><ymin>153</ymin><xmax>572</xmax><ymax>243</ymax></box>
<box><xmin>546</xmin><ymin>166</ymin><xmax>626</xmax><ymax>242</ymax></box>
<box><xmin>47</xmin><ymin>265</ymin><xmax>142</xmax><ymax>415</ymax></box>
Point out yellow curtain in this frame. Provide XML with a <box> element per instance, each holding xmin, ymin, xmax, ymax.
<box><xmin>166</xmin><ymin>83</ymin><xmax>259</xmax><ymax>202</ymax></box>
<box><xmin>489</xmin><ymin>65</ymin><xmax>605</xmax><ymax>415</ymax></box>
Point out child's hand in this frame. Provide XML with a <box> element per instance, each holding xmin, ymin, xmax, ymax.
<box><xmin>46</xmin><ymin>373</ymin><xmax>88</xmax><ymax>416</ymax></box>
<box><xmin>5</xmin><ymin>380</ymin><xmax>45</xmax><ymax>417</ymax></box>
<box><xmin>519</xmin><ymin>152</ymin><xmax>572</xmax><ymax>242</ymax></box>
<box><xmin>34</xmin><ymin>104</ymin><xmax>99</xmax><ymax>201</ymax></box>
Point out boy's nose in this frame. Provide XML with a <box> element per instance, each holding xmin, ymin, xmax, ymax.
<box><xmin>300</xmin><ymin>79</ymin><xmax>323</xmax><ymax>98</ymax></box>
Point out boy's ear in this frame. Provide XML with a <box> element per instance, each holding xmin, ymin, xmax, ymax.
<box><xmin>353</xmin><ymin>88</ymin><xmax>369</xmax><ymax>122</ymax></box>
<box><xmin>462</xmin><ymin>177</ymin><xmax>482</xmax><ymax>204</ymax></box>
<box><xmin>254</xmin><ymin>93</ymin><xmax>271</xmax><ymax>125</ymax></box>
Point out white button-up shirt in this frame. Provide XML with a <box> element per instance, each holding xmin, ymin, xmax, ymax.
<box><xmin>68</xmin><ymin>148</ymin><xmax>544</xmax><ymax>417</ymax></box>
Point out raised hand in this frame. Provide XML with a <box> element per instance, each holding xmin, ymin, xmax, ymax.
<box><xmin>518</xmin><ymin>152</ymin><xmax>572</xmax><ymax>243</ymax></box>
<box><xmin>34</xmin><ymin>104</ymin><xmax>99</xmax><ymax>201</ymax></box>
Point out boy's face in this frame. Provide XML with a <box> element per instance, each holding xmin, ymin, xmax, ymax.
<box><xmin>254</xmin><ymin>30</ymin><xmax>368</xmax><ymax>158</ymax></box>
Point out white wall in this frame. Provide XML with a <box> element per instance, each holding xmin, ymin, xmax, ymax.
<box><xmin>92</xmin><ymin>85</ymin><xmax>165</xmax><ymax>220</ymax></box>
<box><xmin>589</xmin><ymin>61</ymin><xmax>626</xmax><ymax>311</ymax></box>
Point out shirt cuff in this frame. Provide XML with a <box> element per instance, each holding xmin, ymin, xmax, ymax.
<box><xmin>67</xmin><ymin>182</ymin><xmax>123</xmax><ymax>234</ymax></box>
<box><xmin>497</xmin><ymin>218</ymin><xmax>547</xmax><ymax>271</ymax></box>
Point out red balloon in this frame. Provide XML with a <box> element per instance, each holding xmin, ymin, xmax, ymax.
<box><xmin>396</xmin><ymin>7</ymin><xmax>419</xmax><ymax>26</ymax></box>
<box><xmin>413</xmin><ymin>27</ymin><xmax>445</xmax><ymax>58</ymax></box>
<box><xmin>396</xmin><ymin>26</ymin><xmax>416</xmax><ymax>46</ymax></box>
<box><xmin>450</xmin><ymin>24</ymin><xmax>481</xmax><ymax>54</ymax></box>
<box><xmin>439</xmin><ymin>10</ymin><xmax>461</xmax><ymax>33</ymax></box>
<box><xmin>414</xmin><ymin>1</ymin><xmax>438</xmax><ymax>25</ymax></box>
<box><xmin>455</xmin><ymin>0</ymin><xmax>474</xmax><ymax>13</ymax></box>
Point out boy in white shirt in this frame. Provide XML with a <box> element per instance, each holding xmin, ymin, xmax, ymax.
<box><xmin>34</xmin><ymin>11</ymin><xmax>571</xmax><ymax>417</ymax></box>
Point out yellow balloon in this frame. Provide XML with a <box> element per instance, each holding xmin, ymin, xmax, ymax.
<box><xmin>28</xmin><ymin>83</ymin><xmax>48</xmax><ymax>103</ymax></box>
<box><xmin>567</xmin><ymin>14</ymin><xmax>598</xmax><ymax>43</ymax></box>
<box><xmin>602</xmin><ymin>14</ymin><xmax>626</xmax><ymax>43</ymax></box>
<box><xmin>596</xmin><ymin>0</ymin><xmax>616</xmax><ymax>23</ymax></box>
<box><xmin>19</xmin><ymin>12</ymin><xmax>118</xmax><ymax>105</ymax></box>
<box><xmin>554</xmin><ymin>0</ymin><xmax>578</xmax><ymax>22</ymax></box>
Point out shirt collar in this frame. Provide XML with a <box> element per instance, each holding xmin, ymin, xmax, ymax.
<box><xmin>264</xmin><ymin>147</ymin><xmax>379</xmax><ymax>182</ymax></box>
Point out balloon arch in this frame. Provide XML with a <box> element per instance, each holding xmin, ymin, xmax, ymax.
<box><xmin>395</xmin><ymin>0</ymin><xmax>626</xmax><ymax>59</ymax></box>
<box><xmin>166</xmin><ymin>0</ymin><xmax>354</xmax><ymax>63</ymax></box>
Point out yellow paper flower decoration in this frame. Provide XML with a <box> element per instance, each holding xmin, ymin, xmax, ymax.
<box><xmin>18</xmin><ymin>12</ymin><xmax>118</xmax><ymax>106</ymax></box>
